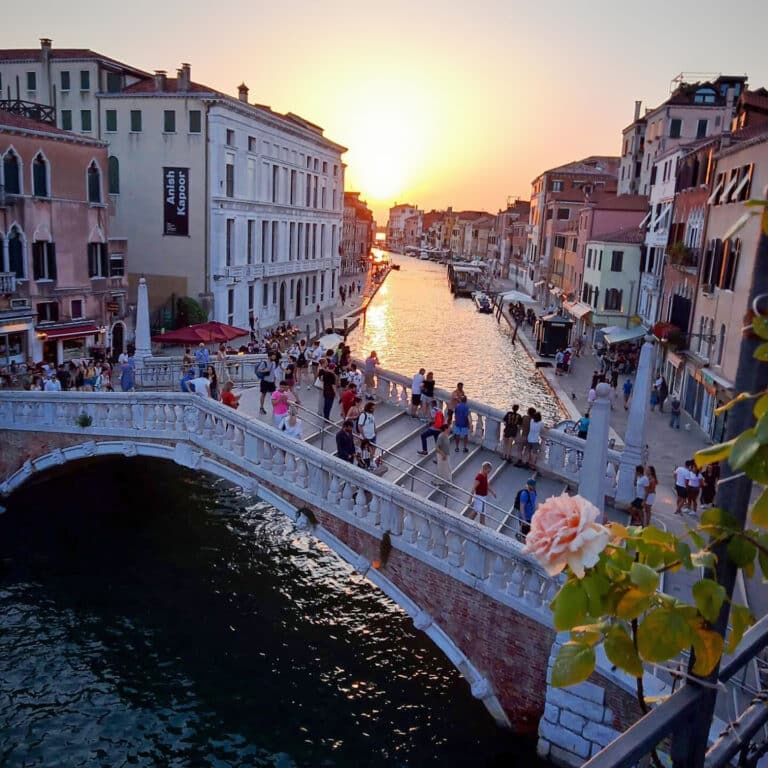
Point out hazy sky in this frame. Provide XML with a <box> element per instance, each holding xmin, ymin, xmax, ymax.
<box><xmin>5</xmin><ymin>0</ymin><xmax>768</xmax><ymax>222</ymax></box>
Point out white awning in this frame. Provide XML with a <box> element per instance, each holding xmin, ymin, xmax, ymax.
<box><xmin>638</xmin><ymin>209</ymin><xmax>652</xmax><ymax>228</ymax></box>
<box><xmin>707</xmin><ymin>178</ymin><xmax>724</xmax><ymax>205</ymax></box>
<box><xmin>499</xmin><ymin>289</ymin><xmax>537</xmax><ymax>305</ymax></box>
<box><xmin>730</xmin><ymin>172</ymin><xmax>751</xmax><ymax>203</ymax></box>
<box><xmin>563</xmin><ymin>300</ymin><xmax>593</xmax><ymax>319</ymax></box>
<box><xmin>603</xmin><ymin>326</ymin><xmax>646</xmax><ymax>345</ymax></box>
<box><xmin>721</xmin><ymin>172</ymin><xmax>739</xmax><ymax>203</ymax></box>
<box><xmin>533</xmin><ymin>280</ymin><xmax>545</xmax><ymax>287</ymax></box>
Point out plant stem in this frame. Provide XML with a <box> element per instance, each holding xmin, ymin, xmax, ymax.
<box><xmin>631</xmin><ymin>619</ymin><xmax>665</xmax><ymax>768</ymax></box>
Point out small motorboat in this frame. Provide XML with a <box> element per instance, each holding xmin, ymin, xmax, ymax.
<box><xmin>472</xmin><ymin>291</ymin><xmax>493</xmax><ymax>313</ymax></box>
<box><xmin>391</xmin><ymin>263</ymin><xmax>401</xmax><ymax>270</ymax></box>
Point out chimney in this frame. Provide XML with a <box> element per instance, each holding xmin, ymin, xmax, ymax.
<box><xmin>177</xmin><ymin>63</ymin><xmax>190</xmax><ymax>92</ymax></box>
<box><xmin>40</xmin><ymin>38</ymin><xmax>52</xmax><ymax>65</ymax></box>
<box><xmin>634</xmin><ymin>100</ymin><xmax>642</xmax><ymax>122</ymax></box>
<box><xmin>238</xmin><ymin>82</ymin><xmax>249</xmax><ymax>102</ymax></box>
<box><xmin>154</xmin><ymin>70</ymin><xmax>167</xmax><ymax>91</ymax></box>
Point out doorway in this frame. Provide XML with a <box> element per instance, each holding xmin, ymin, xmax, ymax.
<box><xmin>279</xmin><ymin>282</ymin><xmax>286</xmax><ymax>322</ymax></box>
<box><xmin>112</xmin><ymin>322</ymin><xmax>125</xmax><ymax>360</ymax></box>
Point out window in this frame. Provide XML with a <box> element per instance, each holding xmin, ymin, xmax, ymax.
<box><xmin>717</xmin><ymin>324</ymin><xmax>726</xmax><ymax>366</ymax></box>
<box><xmin>32</xmin><ymin>241</ymin><xmax>57</xmax><ymax>281</ymax></box>
<box><xmin>262</xmin><ymin>283</ymin><xmax>268</xmax><ymax>307</ymax></box>
<box><xmin>604</xmin><ymin>288</ymin><xmax>622</xmax><ymax>311</ymax></box>
<box><xmin>37</xmin><ymin>301</ymin><xmax>59</xmax><ymax>323</ymax></box>
<box><xmin>189</xmin><ymin>110</ymin><xmax>201</xmax><ymax>133</ymax></box>
<box><xmin>227</xmin><ymin>288</ymin><xmax>235</xmax><ymax>326</ymax></box>
<box><xmin>130</xmin><ymin>110</ymin><xmax>142</xmax><ymax>132</ymax></box>
<box><xmin>108</xmin><ymin>156</ymin><xmax>120</xmax><ymax>194</ymax></box>
<box><xmin>556</xmin><ymin>207</ymin><xmax>570</xmax><ymax>220</ymax></box>
<box><xmin>7</xmin><ymin>228</ymin><xmax>24</xmax><ymax>278</ymax></box>
<box><xmin>272</xmin><ymin>164</ymin><xmax>279</xmax><ymax>203</ymax></box>
<box><xmin>87</xmin><ymin>162</ymin><xmax>101</xmax><ymax>204</ymax></box>
<box><xmin>225</xmin><ymin>155</ymin><xmax>235</xmax><ymax>198</ymax></box>
<box><xmin>720</xmin><ymin>238</ymin><xmax>740</xmax><ymax>291</ymax></box>
<box><xmin>669</xmin><ymin>119</ymin><xmax>682</xmax><ymax>138</ymax></box>
<box><xmin>80</xmin><ymin>110</ymin><xmax>92</xmax><ymax>132</ymax></box>
<box><xmin>598</xmin><ymin>251</ymin><xmax>603</xmax><ymax>270</ymax></box>
<box><xmin>109</xmin><ymin>253</ymin><xmax>125</xmax><ymax>276</ymax></box>
<box><xmin>261</xmin><ymin>221</ymin><xmax>268</xmax><ymax>262</ymax></box>
<box><xmin>71</xmin><ymin>299</ymin><xmax>84</xmax><ymax>319</ymax></box>
<box><xmin>26</xmin><ymin>72</ymin><xmax>36</xmax><ymax>91</ymax></box>
<box><xmin>305</xmin><ymin>174</ymin><xmax>311</xmax><ymax>206</ymax></box>
<box><xmin>247</xmin><ymin>157</ymin><xmax>257</xmax><ymax>199</ymax></box>
<box><xmin>80</xmin><ymin>70</ymin><xmax>90</xmax><ymax>90</ymax></box>
<box><xmin>322</xmin><ymin>161</ymin><xmax>328</xmax><ymax>174</ymax></box>
<box><xmin>105</xmin><ymin>72</ymin><xmax>122</xmax><ymax>92</ymax></box>
<box><xmin>87</xmin><ymin>242</ymin><xmax>109</xmax><ymax>277</ymax></box>
<box><xmin>248</xmin><ymin>136</ymin><xmax>257</xmax><ymax>152</ymax></box>
<box><xmin>61</xmin><ymin>110</ymin><xmax>72</xmax><ymax>130</ymax></box>
<box><xmin>247</xmin><ymin>219</ymin><xmax>255</xmax><ymax>264</ymax></box>
<box><xmin>3</xmin><ymin>150</ymin><xmax>20</xmax><ymax>194</ymax></box>
<box><xmin>551</xmin><ymin>180</ymin><xmax>563</xmax><ymax>192</ymax></box>
<box><xmin>33</xmin><ymin>154</ymin><xmax>48</xmax><ymax>197</ymax></box>
<box><xmin>290</xmin><ymin>169</ymin><xmax>296</xmax><ymax>204</ymax></box>
<box><xmin>226</xmin><ymin>218</ymin><xmax>234</xmax><ymax>266</ymax></box>
<box><xmin>732</xmin><ymin>164</ymin><xmax>754</xmax><ymax>203</ymax></box>
<box><xmin>696</xmin><ymin>119</ymin><xmax>708</xmax><ymax>139</ymax></box>
<box><xmin>610</xmin><ymin>251</ymin><xmax>624</xmax><ymax>272</ymax></box>
<box><xmin>271</xmin><ymin>221</ymin><xmax>278</xmax><ymax>261</ymax></box>
<box><xmin>163</xmin><ymin>110</ymin><xmax>176</xmax><ymax>133</ymax></box>
<box><xmin>248</xmin><ymin>284</ymin><xmax>255</xmax><ymax>314</ymax></box>
<box><xmin>226</xmin><ymin>129</ymin><xmax>235</xmax><ymax>146</ymax></box>
<box><xmin>333</xmin><ymin>164</ymin><xmax>338</xmax><ymax>177</ymax></box>
<box><xmin>105</xmin><ymin>109</ymin><xmax>117</xmax><ymax>132</ymax></box>
<box><xmin>321</xmin><ymin>187</ymin><xmax>327</xmax><ymax>209</ymax></box>
<box><xmin>60</xmin><ymin>71</ymin><xmax>70</xmax><ymax>91</ymax></box>
<box><xmin>272</xmin><ymin>282</ymin><xmax>277</xmax><ymax>304</ymax></box>
<box><xmin>545</xmin><ymin>208</ymin><xmax>553</xmax><ymax>220</ymax></box>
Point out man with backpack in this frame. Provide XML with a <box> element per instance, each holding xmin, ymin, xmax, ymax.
<box><xmin>515</xmin><ymin>478</ymin><xmax>537</xmax><ymax>541</ymax></box>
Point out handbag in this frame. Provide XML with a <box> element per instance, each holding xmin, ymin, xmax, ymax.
<box><xmin>313</xmin><ymin>376</ymin><xmax>324</xmax><ymax>390</ymax></box>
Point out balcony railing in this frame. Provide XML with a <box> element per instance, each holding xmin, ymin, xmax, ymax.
<box><xmin>0</xmin><ymin>272</ymin><xmax>17</xmax><ymax>295</ymax></box>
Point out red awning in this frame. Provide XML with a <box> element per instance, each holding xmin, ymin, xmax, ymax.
<box><xmin>39</xmin><ymin>323</ymin><xmax>99</xmax><ymax>340</ymax></box>
<box><xmin>152</xmin><ymin>321</ymin><xmax>250</xmax><ymax>344</ymax></box>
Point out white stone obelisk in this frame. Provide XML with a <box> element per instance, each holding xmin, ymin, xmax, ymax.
<box><xmin>616</xmin><ymin>336</ymin><xmax>656</xmax><ymax>504</ymax></box>
<box><xmin>578</xmin><ymin>382</ymin><xmax>611</xmax><ymax>513</ymax></box>
<box><xmin>134</xmin><ymin>276</ymin><xmax>152</xmax><ymax>363</ymax></box>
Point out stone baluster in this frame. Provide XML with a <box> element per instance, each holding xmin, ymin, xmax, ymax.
<box><xmin>382</xmin><ymin>502</ymin><xmax>403</xmax><ymax>535</ymax></box>
<box><xmin>295</xmin><ymin>458</ymin><xmax>308</xmax><ymax>489</ymax></box>
<box><xmin>260</xmin><ymin>440</ymin><xmax>273</xmax><ymax>471</ymax></box>
<box><xmin>416</xmin><ymin>515</ymin><xmax>432</xmax><ymax>552</ymax></box>
<box><xmin>340</xmin><ymin>481</ymin><xmax>355</xmax><ymax>511</ymax></box>
<box><xmin>272</xmin><ymin>448</ymin><xmax>285</xmax><ymax>477</ymax></box>
<box><xmin>155</xmin><ymin>404</ymin><xmax>167</xmax><ymax>431</ymax></box>
<box><xmin>508</xmin><ymin>561</ymin><xmax>525</xmax><ymax>598</ymax></box>
<box><xmin>222</xmin><ymin>422</ymin><xmax>234</xmax><ymax>452</ymax></box>
<box><xmin>432</xmin><ymin>524</ymin><xmax>447</xmax><ymax>559</ymax></box>
<box><xmin>284</xmin><ymin>452</ymin><xmax>297</xmax><ymax>482</ymax></box>
<box><xmin>122</xmin><ymin>403</ymin><xmax>132</xmax><ymax>428</ymax></box>
<box><xmin>323</xmin><ymin>474</ymin><xmax>339</xmax><ymax>505</ymax></box>
<box><xmin>214</xmin><ymin>416</ymin><xmax>225</xmax><ymax>447</ymax></box>
<box><xmin>523</xmin><ymin>569</ymin><xmax>544</xmax><ymax>607</ymax></box>
<box><xmin>376</xmin><ymin>377</ymin><xmax>389</xmax><ymax>401</ymax></box>
<box><xmin>546</xmin><ymin>436</ymin><xmax>564</xmax><ymax>476</ymax></box>
<box><xmin>399</xmin><ymin>386</ymin><xmax>409</xmax><ymax>410</ymax></box>
<box><xmin>446</xmin><ymin>531</ymin><xmax>464</xmax><ymax>567</ymax></box>
<box><xmin>131</xmin><ymin>403</ymin><xmax>144</xmax><ymax>430</ymax></box>
<box><xmin>201</xmin><ymin>412</ymin><xmax>213</xmax><ymax>440</ymax></box>
<box><xmin>233</xmin><ymin>427</ymin><xmax>245</xmax><ymax>457</ymax></box>
<box><xmin>472</xmin><ymin>412</ymin><xmax>484</xmax><ymax>444</ymax></box>
<box><xmin>402</xmin><ymin>511</ymin><xmax>417</xmax><ymax>544</ymax></box>
<box><xmin>353</xmin><ymin>488</ymin><xmax>368</xmax><ymax>518</ymax></box>
<box><xmin>490</xmin><ymin>555</ymin><xmax>507</xmax><ymax>590</ymax></box>
<box><xmin>145</xmin><ymin>402</ymin><xmax>156</xmax><ymax>431</ymax></box>
<box><xmin>164</xmin><ymin>404</ymin><xmax>176</xmax><ymax>434</ymax></box>
<box><xmin>387</xmin><ymin>382</ymin><xmax>398</xmax><ymax>406</ymax></box>
<box><xmin>367</xmin><ymin>495</ymin><xmax>381</xmax><ymax>526</ymax></box>
<box><xmin>174</xmin><ymin>405</ymin><xmax>185</xmax><ymax>434</ymax></box>
<box><xmin>482</xmin><ymin>415</ymin><xmax>501</xmax><ymax>452</ymax></box>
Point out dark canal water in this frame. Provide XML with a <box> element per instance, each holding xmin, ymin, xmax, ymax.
<box><xmin>0</xmin><ymin>458</ymin><xmax>545</xmax><ymax>767</ymax></box>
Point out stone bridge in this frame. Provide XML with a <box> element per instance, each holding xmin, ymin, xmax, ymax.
<box><xmin>0</xmin><ymin>389</ymin><xmax>646</xmax><ymax>760</ymax></box>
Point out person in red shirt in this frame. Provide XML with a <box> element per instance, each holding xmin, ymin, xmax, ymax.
<box><xmin>220</xmin><ymin>381</ymin><xmax>240</xmax><ymax>409</ymax></box>
<box><xmin>469</xmin><ymin>461</ymin><xmax>496</xmax><ymax>526</ymax></box>
<box><xmin>339</xmin><ymin>383</ymin><xmax>358</xmax><ymax>417</ymax></box>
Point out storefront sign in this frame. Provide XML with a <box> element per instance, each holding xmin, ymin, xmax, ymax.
<box><xmin>106</xmin><ymin>301</ymin><xmax>120</xmax><ymax>313</ymax></box>
<box><xmin>693</xmin><ymin>368</ymin><xmax>717</xmax><ymax>396</ymax></box>
<box><xmin>163</xmin><ymin>167</ymin><xmax>189</xmax><ymax>236</ymax></box>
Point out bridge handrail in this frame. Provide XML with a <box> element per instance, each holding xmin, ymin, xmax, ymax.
<box><xmin>0</xmin><ymin>390</ymin><xmax>559</xmax><ymax>619</ymax></box>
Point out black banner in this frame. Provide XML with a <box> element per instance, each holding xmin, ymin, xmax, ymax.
<box><xmin>163</xmin><ymin>167</ymin><xmax>189</xmax><ymax>236</ymax></box>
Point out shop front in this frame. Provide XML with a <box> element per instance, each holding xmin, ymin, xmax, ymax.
<box><xmin>0</xmin><ymin>310</ymin><xmax>35</xmax><ymax>371</ymax></box>
<box><xmin>36</xmin><ymin>323</ymin><xmax>100</xmax><ymax>364</ymax></box>
<box><xmin>682</xmin><ymin>364</ymin><xmax>732</xmax><ymax>442</ymax></box>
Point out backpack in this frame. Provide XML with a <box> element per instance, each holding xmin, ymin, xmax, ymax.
<box><xmin>513</xmin><ymin>489</ymin><xmax>524</xmax><ymax>511</ymax></box>
<box><xmin>256</xmin><ymin>361</ymin><xmax>268</xmax><ymax>380</ymax></box>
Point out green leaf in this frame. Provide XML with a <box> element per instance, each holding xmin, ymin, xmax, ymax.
<box><xmin>743</xmin><ymin>445</ymin><xmax>768</xmax><ymax>484</ymax></box>
<box><xmin>616</xmin><ymin>587</ymin><xmax>652</xmax><ymax>620</ymax></box>
<box><xmin>751</xmin><ymin>489</ymin><xmax>768</xmax><ymax>528</ymax></box>
<box><xmin>691</xmin><ymin>550</ymin><xmax>718</xmax><ymax>570</ymax></box>
<box><xmin>756</xmin><ymin>534</ymin><xmax>768</xmax><ymax>580</ymax></box>
<box><xmin>695</xmin><ymin>440</ymin><xmax>735</xmax><ymax>468</ymax></box>
<box><xmin>701</xmin><ymin>507</ymin><xmax>740</xmax><ymax>531</ymax></box>
<box><xmin>693</xmin><ymin>578</ymin><xmax>727</xmax><ymax>623</ymax></box>
<box><xmin>637</xmin><ymin>608</ymin><xmax>692</xmax><ymax>662</ymax></box>
<box><xmin>571</xmin><ymin>624</ymin><xmax>604</xmax><ymax>646</ymax></box>
<box><xmin>551</xmin><ymin>581</ymin><xmax>589</xmax><ymax>631</ymax></box>
<box><xmin>754</xmin><ymin>393</ymin><xmax>768</xmax><ymax>419</ymax></box>
<box><xmin>582</xmin><ymin>572</ymin><xmax>611</xmax><ymax>617</ymax></box>
<box><xmin>727</xmin><ymin>535</ymin><xmax>757</xmax><ymax>568</ymax></box>
<box><xmin>688</xmin><ymin>529</ymin><xmax>706</xmax><ymax>549</ymax></box>
<box><xmin>757</xmin><ymin>413</ymin><xmax>768</xmax><ymax>445</ymax></box>
<box><xmin>729</xmin><ymin>430</ymin><xmax>761</xmax><ymax>471</ymax></box>
<box><xmin>728</xmin><ymin>604</ymin><xmax>756</xmax><ymax>655</ymax></box>
<box><xmin>675</xmin><ymin>540</ymin><xmax>693</xmax><ymax>570</ymax></box>
<box><xmin>630</xmin><ymin>562</ymin><xmax>660</xmax><ymax>595</ymax></box>
<box><xmin>691</xmin><ymin>627</ymin><xmax>725</xmax><ymax>676</ymax></box>
<box><xmin>754</xmin><ymin>316</ymin><xmax>768</xmax><ymax>340</ymax></box>
<box><xmin>551</xmin><ymin>641</ymin><xmax>596</xmax><ymax>687</ymax></box>
<box><xmin>756</xmin><ymin>343</ymin><xmax>768</xmax><ymax>362</ymax></box>
<box><xmin>604</xmin><ymin>624</ymin><xmax>644</xmax><ymax>677</ymax></box>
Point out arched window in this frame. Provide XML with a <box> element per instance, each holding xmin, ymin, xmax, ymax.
<box><xmin>3</xmin><ymin>150</ymin><xmax>21</xmax><ymax>195</ymax></box>
<box><xmin>87</xmin><ymin>161</ymin><xmax>101</xmax><ymax>204</ymax></box>
<box><xmin>33</xmin><ymin>153</ymin><xmax>48</xmax><ymax>197</ymax></box>
<box><xmin>8</xmin><ymin>227</ymin><xmax>25</xmax><ymax>279</ymax></box>
<box><xmin>717</xmin><ymin>324</ymin><xmax>726</xmax><ymax>366</ymax></box>
<box><xmin>107</xmin><ymin>156</ymin><xmax>119</xmax><ymax>194</ymax></box>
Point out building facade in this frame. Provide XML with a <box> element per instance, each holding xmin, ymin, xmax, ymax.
<box><xmin>341</xmin><ymin>191</ymin><xmax>374</xmax><ymax>275</ymax></box>
<box><xmin>0</xmin><ymin>107</ymin><xmax>127</xmax><ymax>365</ymax></box>
<box><xmin>386</xmin><ymin>203</ymin><xmax>418</xmax><ymax>250</ymax></box>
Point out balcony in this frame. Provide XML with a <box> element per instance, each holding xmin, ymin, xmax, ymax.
<box><xmin>667</xmin><ymin>242</ymin><xmax>700</xmax><ymax>270</ymax></box>
<box><xmin>0</xmin><ymin>272</ymin><xmax>17</xmax><ymax>295</ymax></box>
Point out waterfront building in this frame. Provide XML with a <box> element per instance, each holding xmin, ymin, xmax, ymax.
<box><xmin>421</xmin><ymin>210</ymin><xmax>445</xmax><ymax>250</ymax></box>
<box><xmin>386</xmin><ymin>203</ymin><xmax>418</xmax><ymax>251</ymax></box>
<box><xmin>100</xmin><ymin>70</ymin><xmax>346</xmax><ymax>326</ymax></box>
<box><xmin>341</xmin><ymin>192</ymin><xmax>374</xmax><ymax>275</ymax></box>
<box><xmin>580</xmin><ymin>229</ymin><xmax>646</xmax><ymax>339</ymax></box>
<box><xmin>617</xmin><ymin>74</ymin><xmax>747</xmax><ymax>198</ymax></box>
<box><xmin>0</xmin><ymin>105</ymin><xmax>127</xmax><ymax>365</ymax></box>
<box><xmin>683</xmin><ymin>123</ymin><xmax>768</xmax><ymax>440</ymax></box>
<box><xmin>494</xmin><ymin>198</ymin><xmax>530</xmax><ymax>283</ymax></box>
<box><xmin>526</xmin><ymin>156</ymin><xmax>618</xmax><ymax>297</ymax></box>
<box><xmin>403</xmin><ymin>211</ymin><xmax>422</xmax><ymax>249</ymax></box>
<box><xmin>468</xmin><ymin>214</ymin><xmax>496</xmax><ymax>261</ymax></box>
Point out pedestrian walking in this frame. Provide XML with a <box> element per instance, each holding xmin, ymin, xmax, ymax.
<box><xmin>501</xmin><ymin>405</ymin><xmax>521</xmax><ymax>462</ymax></box>
<box><xmin>452</xmin><ymin>395</ymin><xmax>471</xmax><ymax>453</ymax></box>
<box><xmin>522</xmin><ymin>411</ymin><xmax>543</xmax><ymax>471</ymax></box>
<box><xmin>644</xmin><ymin>466</ymin><xmax>657</xmax><ymax>526</ymax></box>
<box><xmin>363</xmin><ymin>350</ymin><xmax>379</xmax><ymax>399</ymax></box>
<box><xmin>515</xmin><ymin>478</ymin><xmax>537</xmax><ymax>540</ymax></box>
<box><xmin>577</xmin><ymin>411</ymin><xmax>590</xmax><ymax>440</ymax></box>
<box><xmin>195</xmin><ymin>343</ymin><xmax>210</xmax><ymax>376</ymax></box>
<box><xmin>623</xmin><ymin>378</ymin><xmax>633</xmax><ymax>410</ymax></box>
<box><xmin>673</xmin><ymin>461</ymin><xmax>692</xmax><ymax>515</ymax></box>
<box><xmin>320</xmin><ymin>363</ymin><xmax>338</xmax><ymax>421</ymax></box>
<box><xmin>700</xmin><ymin>463</ymin><xmax>719</xmax><ymax>507</ymax></box>
<box><xmin>469</xmin><ymin>461</ymin><xmax>496</xmax><ymax>526</ymax></box>
<box><xmin>687</xmin><ymin>461</ymin><xmax>702</xmax><ymax>514</ymax></box>
<box><xmin>516</xmin><ymin>407</ymin><xmax>535</xmax><ymax>466</ymax></box>
<box><xmin>336</xmin><ymin>419</ymin><xmax>356</xmax><ymax>463</ymax></box>
<box><xmin>669</xmin><ymin>393</ymin><xmax>682</xmax><ymax>429</ymax></box>
<box><xmin>356</xmin><ymin>401</ymin><xmax>377</xmax><ymax>444</ymax></box>
<box><xmin>410</xmin><ymin>367</ymin><xmax>425</xmax><ymax>418</ymax></box>
<box><xmin>271</xmin><ymin>380</ymin><xmax>292</xmax><ymax>429</ymax></box>
<box><xmin>446</xmin><ymin>382</ymin><xmax>464</xmax><ymax>426</ymax></box>
<box><xmin>257</xmin><ymin>354</ymin><xmax>278</xmax><ymax>415</ymax></box>
<box><xmin>433</xmin><ymin>424</ymin><xmax>453</xmax><ymax>487</ymax></box>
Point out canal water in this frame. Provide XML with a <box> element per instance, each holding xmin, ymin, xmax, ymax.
<box><xmin>0</xmin><ymin>458</ymin><xmax>546</xmax><ymax>767</ymax></box>
<box><xmin>348</xmin><ymin>255</ymin><xmax>563</xmax><ymax>424</ymax></box>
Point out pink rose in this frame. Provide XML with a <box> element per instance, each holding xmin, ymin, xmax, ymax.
<box><xmin>523</xmin><ymin>493</ymin><xmax>610</xmax><ymax>578</ymax></box>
